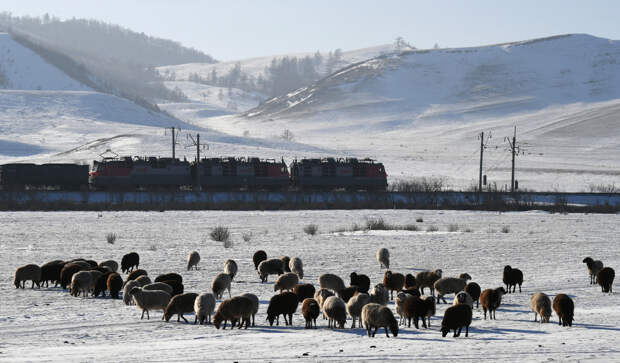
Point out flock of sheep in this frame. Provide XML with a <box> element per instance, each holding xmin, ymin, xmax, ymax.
<box><xmin>13</xmin><ymin>247</ymin><xmax>615</xmax><ymax>338</ymax></box>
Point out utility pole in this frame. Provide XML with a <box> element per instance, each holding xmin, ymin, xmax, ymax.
<box><xmin>505</xmin><ymin>126</ymin><xmax>522</xmax><ymax>193</ymax></box>
<box><xmin>477</xmin><ymin>131</ymin><xmax>492</xmax><ymax>193</ymax></box>
<box><xmin>165</xmin><ymin>127</ymin><xmax>180</xmax><ymax>159</ymax></box>
<box><xmin>187</xmin><ymin>133</ymin><xmax>207</xmax><ymax>191</ymax></box>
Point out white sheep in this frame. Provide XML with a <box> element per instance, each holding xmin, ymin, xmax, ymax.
<box><xmin>274</xmin><ymin>272</ymin><xmax>299</xmax><ymax>293</ymax></box>
<box><xmin>143</xmin><ymin>282</ymin><xmax>173</xmax><ymax>295</ymax></box>
<box><xmin>134</xmin><ymin>275</ymin><xmax>152</xmax><ymax>287</ymax></box>
<box><xmin>289</xmin><ymin>257</ymin><xmax>304</xmax><ymax>280</ymax></box>
<box><xmin>376</xmin><ymin>248</ymin><xmax>390</xmax><ymax>270</ymax></box>
<box><xmin>434</xmin><ymin>276</ymin><xmax>468</xmax><ymax>304</ymax></box>
<box><xmin>194</xmin><ymin>292</ymin><xmax>216</xmax><ymax>325</ymax></box>
<box><xmin>582</xmin><ymin>257</ymin><xmax>604</xmax><ymax>285</ymax></box>
<box><xmin>224</xmin><ymin>259</ymin><xmax>238</xmax><ymax>281</ymax></box>
<box><xmin>362</xmin><ymin>303</ymin><xmax>399</xmax><ymax>337</ymax></box>
<box><xmin>323</xmin><ymin>296</ymin><xmax>347</xmax><ymax>328</ymax></box>
<box><xmin>318</xmin><ymin>273</ymin><xmax>345</xmax><ymax>294</ymax></box>
<box><xmin>187</xmin><ymin>251</ymin><xmax>200</xmax><ymax>271</ymax></box>
<box><xmin>70</xmin><ymin>271</ymin><xmax>93</xmax><ymax>298</ymax></box>
<box><xmin>453</xmin><ymin>291</ymin><xmax>474</xmax><ymax>309</ymax></box>
<box><xmin>212</xmin><ymin>272</ymin><xmax>232</xmax><ymax>299</ymax></box>
<box><xmin>530</xmin><ymin>292</ymin><xmax>551</xmax><ymax>323</ymax></box>
<box><xmin>396</xmin><ymin>291</ymin><xmax>414</xmax><ymax>325</ymax></box>
<box><xmin>257</xmin><ymin>258</ymin><xmax>284</xmax><ymax>282</ymax></box>
<box><xmin>129</xmin><ymin>287</ymin><xmax>171</xmax><ymax>320</ymax></box>
<box><xmin>346</xmin><ymin>292</ymin><xmax>371</xmax><ymax>328</ymax></box>
<box><xmin>369</xmin><ymin>283</ymin><xmax>389</xmax><ymax>306</ymax></box>
<box><xmin>314</xmin><ymin>288</ymin><xmax>335</xmax><ymax>310</ymax></box>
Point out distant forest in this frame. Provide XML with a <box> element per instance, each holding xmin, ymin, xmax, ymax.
<box><xmin>0</xmin><ymin>13</ymin><xmax>217</xmax><ymax>108</ymax></box>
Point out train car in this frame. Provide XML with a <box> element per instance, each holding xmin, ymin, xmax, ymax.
<box><xmin>193</xmin><ymin>157</ymin><xmax>289</xmax><ymax>190</ymax></box>
<box><xmin>0</xmin><ymin>163</ymin><xmax>89</xmax><ymax>190</ymax></box>
<box><xmin>289</xmin><ymin>158</ymin><xmax>387</xmax><ymax>191</ymax></box>
<box><xmin>90</xmin><ymin>156</ymin><xmax>192</xmax><ymax>190</ymax></box>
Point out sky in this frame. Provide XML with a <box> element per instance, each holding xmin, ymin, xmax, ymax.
<box><xmin>2</xmin><ymin>1</ymin><xmax>620</xmax><ymax>61</ymax></box>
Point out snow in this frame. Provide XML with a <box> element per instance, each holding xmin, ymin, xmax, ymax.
<box><xmin>1</xmin><ymin>210</ymin><xmax>619</xmax><ymax>361</ymax></box>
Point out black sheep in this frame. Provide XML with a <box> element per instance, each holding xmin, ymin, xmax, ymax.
<box><xmin>155</xmin><ymin>273</ymin><xmax>183</xmax><ymax>284</ymax></box>
<box><xmin>127</xmin><ymin>269</ymin><xmax>148</xmax><ymax>281</ymax></box>
<box><xmin>107</xmin><ymin>273</ymin><xmax>123</xmax><ymax>299</ymax></box>
<box><xmin>440</xmin><ymin>303</ymin><xmax>472</xmax><ymax>337</ymax></box>
<box><xmin>404</xmin><ymin>273</ymin><xmax>417</xmax><ymax>290</ymax></box>
<box><xmin>338</xmin><ymin>286</ymin><xmax>359</xmax><ymax>303</ymax></box>
<box><xmin>403</xmin><ymin>296</ymin><xmax>431</xmax><ymax>329</ymax></box>
<box><xmin>162</xmin><ymin>279</ymin><xmax>184</xmax><ymax>296</ymax></box>
<box><xmin>293</xmin><ymin>283</ymin><xmax>316</xmax><ymax>302</ymax></box>
<box><xmin>267</xmin><ymin>292</ymin><xmax>299</xmax><ymax>326</ymax></box>
<box><xmin>253</xmin><ymin>250</ymin><xmax>267</xmax><ymax>270</ymax></box>
<box><xmin>502</xmin><ymin>265</ymin><xmax>524</xmax><ymax>293</ymax></box>
<box><xmin>553</xmin><ymin>294</ymin><xmax>574</xmax><ymax>327</ymax></box>
<box><xmin>40</xmin><ymin>260</ymin><xmax>65</xmax><ymax>287</ymax></box>
<box><xmin>93</xmin><ymin>271</ymin><xmax>114</xmax><ymax>297</ymax></box>
<box><xmin>350</xmin><ymin>272</ymin><xmax>371</xmax><ymax>293</ymax></box>
<box><xmin>121</xmin><ymin>252</ymin><xmax>139</xmax><ymax>273</ymax></box>
<box><xmin>597</xmin><ymin>267</ymin><xmax>615</xmax><ymax>293</ymax></box>
<box><xmin>465</xmin><ymin>282</ymin><xmax>482</xmax><ymax>308</ymax></box>
<box><xmin>164</xmin><ymin>293</ymin><xmax>199</xmax><ymax>323</ymax></box>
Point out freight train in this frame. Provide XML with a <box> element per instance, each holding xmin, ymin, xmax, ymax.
<box><xmin>0</xmin><ymin>156</ymin><xmax>387</xmax><ymax>191</ymax></box>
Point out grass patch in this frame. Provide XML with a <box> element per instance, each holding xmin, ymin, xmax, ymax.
<box><xmin>402</xmin><ymin>224</ymin><xmax>419</xmax><ymax>231</ymax></box>
<box><xmin>426</xmin><ymin>225</ymin><xmax>439</xmax><ymax>232</ymax></box>
<box><xmin>303</xmin><ymin>223</ymin><xmax>319</xmax><ymax>236</ymax></box>
<box><xmin>242</xmin><ymin>232</ymin><xmax>252</xmax><ymax>242</ymax></box>
<box><xmin>106</xmin><ymin>232</ymin><xmax>117</xmax><ymax>244</ymax></box>
<box><xmin>210</xmin><ymin>226</ymin><xmax>231</xmax><ymax>244</ymax></box>
<box><xmin>464</xmin><ymin>227</ymin><xmax>473</xmax><ymax>233</ymax></box>
<box><xmin>501</xmin><ymin>225</ymin><xmax>510</xmax><ymax>233</ymax></box>
<box><xmin>416</xmin><ymin>217</ymin><xmax>424</xmax><ymax>223</ymax></box>
<box><xmin>365</xmin><ymin>217</ymin><xmax>391</xmax><ymax>230</ymax></box>
<box><xmin>448</xmin><ymin>224</ymin><xmax>459</xmax><ymax>232</ymax></box>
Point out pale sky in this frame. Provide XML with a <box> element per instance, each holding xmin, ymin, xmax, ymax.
<box><xmin>3</xmin><ymin>1</ymin><xmax>619</xmax><ymax>61</ymax></box>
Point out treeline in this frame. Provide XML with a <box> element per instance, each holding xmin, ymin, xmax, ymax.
<box><xmin>171</xmin><ymin>49</ymin><xmax>344</xmax><ymax>98</ymax></box>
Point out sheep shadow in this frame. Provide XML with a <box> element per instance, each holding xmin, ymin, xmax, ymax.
<box><xmin>470</xmin><ymin>326</ymin><xmax>547</xmax><ymax>335</ymax></box>
<box><xmin>574</xmin><ymin>323</ymin><xmax>620</xmax><ymax>332</ymax></box>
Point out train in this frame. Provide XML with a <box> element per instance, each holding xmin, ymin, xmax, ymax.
<box><xmin>0</xmin><ymin>156</ymin><xmax>388</xmax><ymax>192</ymax></box>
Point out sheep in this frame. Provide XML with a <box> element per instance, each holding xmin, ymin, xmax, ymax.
<box><xmin>162</xmin><ymin>279</ymin><xmax>184</xmax><ymax>296</ymax></box>
<box><xmin>289</xmin><ymin>257</ymin><xmax>304</xmax><ymax>280</ymax></box>
<box><xmin>212</xmin><ymin>272</ymin><xmax>232</xmax><ymax>299</ymax></box>
<box><xmin>553</xmin><ymin>294</ymin><xmax>574</xmax><ymax>327</ymax></box>
<box><xmin>403</xmin><ymin>295</ymin><xmax>435</xmax><ymax>329</ymax></box>
<box><xmin>70</xmin><ymin>270</ymin><xmax>93</xmax><ymax>297</ymax></box>
<box><xmin>257</xmin><ymin>258</ymin><xmax>284</xmax><ymax>282</ymax></box>
<box><xmin>14</xmin><ymin>264</ymin><xmax>41</xmax><ymax>289</ymax></box>
<box><xmin>338</xmin><ymin>286</ymin><xmax>359</xmax><ymax>303</ymax></box>
<box><xmin>350</xmin><ymin>272</ymin><xmax>370</xmax><ymax>293</ymax></box>
<box><xmin>421</xmin><ymin>295</ymin><xmax>436</xmax><ymax>327</ymax></box>
<box><xmin>194</xmin><ymin>292</ymin><xmax>216</xmax><ymax>325</ymax></box>
<box><xmin>395</xmin><ymin>292</ymin><xmax>412</xmax><ymax>326</ymax></box>
<box><xmin>99</xmin><ymin>260</ymin><xmax>118</xmax><ymax>273</ymax></box>
<box><xmin>440</xmin><ymin>303</ymin><xmax>472</xmax><ymax>338</ymax></box>
<box><xmin>383</xmin><ymin>270</ymin><xmax>405</xmax><ymax>300</ymax></box>
<box><xmin>93</xmin><ymin>271</ymin><xmax>113</xmax><ymax>297</ymax></box>
<box><xmin>239</xmin><ymin>293</ymin><xmax>259</xmax><ymax>327</ymax></box>
<box><xmin>369</xmin><ymin>283</ymin><xmax>389</xmax><ymax>306</ymax></box>
<box><xmin>123</xmin><ymin>279</ymin><xmax>140</xmax><ymax>305</ymax></box>
<box><xmin>323</xmin><ymin>296</ymin><xmax>347</xmax><ymax>329</ymax></box>
<box><xmin>434</xmin><ymin>276</ymin><xmax>469</xmax><ymax>304</ymax></box>
<box><xmin>465</xmin><ymin>282</ymin><xmax>482</xmax><ymax>308</ymax></box>
<box><xmin>403</xmin><ymin>287</ymin><xmax>421</xmax><ymax>297</ymax></box>
<box><xmin>129</xmin><ymin>286</ymin><xmax>171</xmax><ymax>320</ymax></box>
<box><xmin>224</xmin><ymin>259</ymin><xmax>238</xmax><ymax>281</ymax></box>
<box><xmin>84</xmin><ymin>260</ymin><xmax>98</xmax><ymax>268</ymax></box>
<box><xmin>503</xmin><ymin>265</ymin><xmax>524</xmax><ymax>293</ymax></box>
<box><xmin>293</xmin><ymin>283</ymin><xmax>316</xmax><ymax>302</ymax></box>
<box><xmin>376</xmin><ymin>248</ymin><xmax>390</xmax><ymax>270</ymax></box>
<box><xmin>480</xmin><ymin>287</ymin><xmax>506</xmax><ymax>320</ymax></box>
<box><xmin>266</xmin><ymin>291</ymin><xmax>299</xmax><ymax>326</ymax></box>
<box><xmin>404</xmin><ymin>273</ymin><xmax>417</xmax><ymax>290</ymax></box>
<box><xmin>121</xmin><ymin>252</ymin><xmax>139</xmax><ymax>273</ymax></box>
<box><xmin>415</xmin><ymin>269</ymin><xmax>443</xmax><ymax>296</ymax></box>
<box><xmin>530</xmin><ymin>292</ymin><xmax>551</xmax><ymax>323</ymax></box>
<box><xmin>60</xmin><ymin>263</ymin><xmax>86</xmax><ymax>290</ymax></box>
<box><xmin>107</xmin><ymin>273</ymin><xmax>123</xmax><ymax>299</ymax></box>
<box><xmin>155</xmin><ymin>273</ymin><xmax>182</xmax><ymax>284</ymax></box>
<box><xmin>346</xmin><ymin>292</ymin><xmax>371</xmax><ymax>328</ymax></box>
<box><xmin>143</xmin><ymin>282</ymin><xmax>173</xmax><ymax>295</ymax></box>
<box><xmin>458</xmin><ymin>273</ymin><xmax>472</xmax><ymax>281</ymax></box>
<box><xmin>583</xmin><ymin>257</ymin><xmax>604</xmax><ymax>285</ymax></box>
<box><xmin>127</xmin><ymin>269</ymin><xmax>148</xmax><ymax>282</ymax></box>
<box><xmin>134</xmin><ymin>275</ymin><xmax>152</xmax><ymax>287</ymax></box>
<box><xmin>314</xmin><ymin>288</ymin><xmax>335</xmax><ymax>311</ymax></box>
<box><xmin>453</xmin><ymin>291</ymin><xmax>474</xmax><ymax>309</ymax></box>
<box><xmin>597</xmin><ymin>267</ymin><xmax>615</xmax><ymax>293</ymax></box>
<box><xmin>88</xmin><ymin>270</ymin><xmax>104</xmax><ymax>292</ymax></box>
<box><xmin>318</xmin><ymin>273</ymin><xmax>346</xmax><ymax>294</ymax></box>
<box><xmin>187</xmin><ymin>251</ymin><xmax>200</xmax><ymax>271</ymax></box>
<box><xmin>40</xmin><ymin>260</ymin><xmax>64</xmax><ymax>287</ymax></box>
<box><xmin>281</xmin><ymin>256</ymin><xmax>291</xmax><ymax>272</ymax></box>
<box><xmin>213</xmin><ymin>296</ymin><xmax>254</xmax><ymax>329</ymax></box>
<box><xmin>164</xmin><ymin>292</ymin><xmax>199</xmax><ymax>323</ymax></box>
<box><xmin>302</xmin><ymin>298</ymin><xmax>320</xmax><ymax>329</ymax></box>
<box><xmin>253</xmin><ymin>250</ymin><xmax>267</xmax><ymax>270</ymax></box>
<box><xmin>362</xmin><ymin>303</ymin><xmax>398</xmax><ymax>338</ymax></box>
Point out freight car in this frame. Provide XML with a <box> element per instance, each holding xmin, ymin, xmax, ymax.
<box><xmin>193</xmin><ymin>157</ymin><xmax>289</xmax><ymax>190</ymax></box>
<box><xmin>0</xmin><ymin>163</ymin><xmax>89</xmax><ymax>190</ymax></box>
<box><xmin>89</xmin><ymin>156</ymin><xmax>193</xmax><ymax>190</ymax></box>
<box><xmin>289</xmin><ymin>158</ymin><xmax>387</xmax><ymax>191</ymax></box>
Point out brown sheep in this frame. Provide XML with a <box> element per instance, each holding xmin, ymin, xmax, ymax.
<box><xmin>14</xmin><ymin>264</ymin><xmax>41</xmax><ymax>289</ymax></box>
<box><xmin>60</xmin><ymin>263</ymin><xmax>86</xmax><ymax>290</ymax></box>
<box><xmin>480</xmin><ymin>287</ymin><xmax>506</xmax><ymax>320</ymax></box>
<box><xmin>164</xmin><ymin>292</ymin><xmax>199</xmax><ymax>323</ymax></box>
<box><xmin>213</xmin><ymin>296</ymin><xmax>254</xmax><ymax>329</ymax></box>
<box><xmin>553</xmin><ymin>294</ymin><xmax>574</xmax><ymax>327</ymax></box>
<box><xmin>293</xmin><ymin>283</ymin><xmax>316</xmax><ymax>302</ymax></box>
<box><xmin>127</xmin><ymin>269</ymin><xmax>148</xmax><ymax>282</ymax></box>
<box><xmin>302</xmin><ymin>298</ymin><xmax>320</xmax><ymax>329</ymax></box>
<box><xmin>362</xmin><ymin>303</ymin><xmax>398</xmax><ymax>338</ymax></box>
<box><xmin>107</xmin><ymin>273</ymin><xmax>123</xmax><ymax>299</ymax></box>
<box><xmin>404</xmin><ymin>273</ymin><xmax>417</xmax><ymax>290</ymax></box>
<box><xmin>597</xmin><ymin>267</ymin><xmax>615</xmax><ymax>293</ymax></box>
<box><xmin>415</xmin><ymin>269</ymin><xmax>443</xmax><ymax>296</ymax></box>
<box><xmin>155</xmin><ymin>273</ymin><xmax>182</xmax><ymax>284</ymax></box>
<box><xmin>40</xmin><ymin>260</ymin><xmax>64</xmax><ymax>287</ymax></box>
<box><xmin>338</xmin><ymin>286</ymin><xmax>359</xmax><ymax>303</ymax></box>
<box><xmin>440</xmin><ymin>303</ymin><xmax>472</xmax><ymax>338</ymax></box>
<box><xmin>267</xmin><ymin>292</ymin><xmax>299</xmax><ymax>326</ymax></box>
<box><xmin>281</xmin><ymin>256</ymin><xmax>291</xmax><ymax>273</ymax></box>
<box><xmin>253</xmin><ymin>250</ymin><xmax>267</xmax><ymax>270</ymax></box>
<box><xmin>383</xmin><ymin>270</ymin><xmax>405</xmax><ymax>300</ymax></box>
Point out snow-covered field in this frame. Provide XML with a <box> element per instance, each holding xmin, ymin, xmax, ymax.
<box><xmin>1</xmin><ymin>210</ymin><xmax>618</xmax><ymax>362</ymax></box>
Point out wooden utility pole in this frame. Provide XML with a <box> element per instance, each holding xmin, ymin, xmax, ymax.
<box><xmin>479</xmin><ymin>131</ymin><xmax>484</xmax><ymax>193</ymax></box>
<box><xmin>165</xmin><ymin>127</ymin><xmax>179</xmax><ymax>159</ymax></box>
<box><xmin>505</xmin><ymin>126</ymin><xmax>520</xmax><ymax>192</ymax></box>
<box><xmin>187</xmin><ymin>133</ymin><xmax>207</xmax><ymax>191</ymax></box>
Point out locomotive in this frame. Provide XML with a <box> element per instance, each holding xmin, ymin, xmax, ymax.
<box><xmin>0</xmin><ymin>156</ymin><xmax>387</xmax><ymax>191</ymax></box>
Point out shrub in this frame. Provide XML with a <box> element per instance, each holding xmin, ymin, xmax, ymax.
<box><xmin>148</xmin><ymin>244</ymin><xmax>157</xmax><ymax>251</ymax></box>
<box><xmin>303</xmin><ymin>224</ymin><xmax>319</xmax><ymax>236</ymax></box>
<box><xmin>448</xmin><ymin>224</ymin><xmax>459</xmax><ymax>232</ymax></box>
<box><xmin>464</xmin><ymin>228</ymin><xmax>473</xmax><ymax>233</ymax></box>
<box><xmin>501</xmin><ymin>225</ymin><xmax>510</xmax><ymax>233</ymax></box>
<box><xmin>210</xmin><ymin>226</ymin><xmax>230</xmax><ymax>243</ymax></box>
<box><xmin>242</xmin><ymin>232</ymin><xmax>252</xmax><ymax>242</ymax></box>
<box><xmin>365</xmin><ymin>217</ymin><xmax>391</xmax><ymax>230</ymax></box>
<box><xmin>426</xmin><ymin>225</ymin><xmax>439</xmax><ymax>232</ymax></box>
<box><xmin>389</xmin><ymin>177</ymin><xmax>446</xmax><ymax>192</ymax></box>
<box><xmin>106</xmin><ymin>233</ymin><xmax>117</xmax><ymax>244</ymax></box>
<box><xmin>402</xmin><ymin>224</ymin><xmax>419</xmax><ymax>231</ymax></box>
<box><xmin>416</xmin><ymin>217</ymin><xmax>424</xmax><ymax>223</ymax></box>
